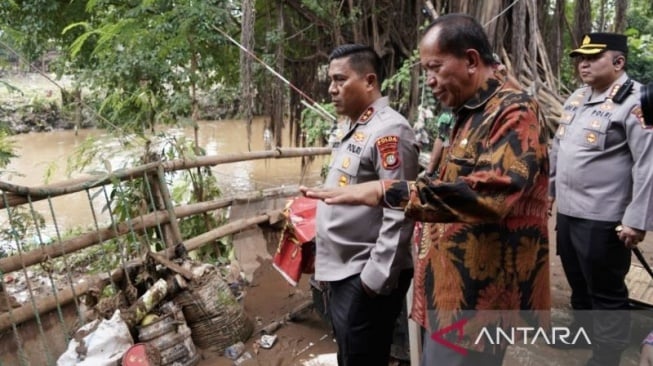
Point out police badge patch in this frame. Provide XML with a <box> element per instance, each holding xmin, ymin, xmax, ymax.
<box><xmin>376</xmin><ymin>135</ymin><xmax>401</xmax><ymax>170</ymax></box>
<box><xmin>632</xmin><ymin>106</ymin><xmax>652</xmax><ymax>129</ymax></box>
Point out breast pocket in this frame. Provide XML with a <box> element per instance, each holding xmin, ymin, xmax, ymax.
<box><xmin>578</xmin><ymin>119</ymin><xmax>609</xmax><ymax>150</ymax></box>
<box><xmin>331</xmin><ymin>154</ymin><xmax>361</xmax><ymax>186</ymax></box>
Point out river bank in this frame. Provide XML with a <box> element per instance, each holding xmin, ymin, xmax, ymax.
<box><xmin>0</xmin><ymin>72</ymin><xmax>238</xmax><ymax>134</ymax></box>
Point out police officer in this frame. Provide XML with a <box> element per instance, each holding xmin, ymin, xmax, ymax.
<box><xmin>549</xmin><ymin>32</ymin><xmax>653</xmax><ymax>366</ymax></box>
<box><xmin>315</xmin><ymin>44</ymin><xmax>419</xmax><ymax>366</ymax></box>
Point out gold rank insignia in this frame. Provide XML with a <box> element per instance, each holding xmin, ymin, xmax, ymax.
<box><xmin>338</xmin><ymin>175</ymin><xmax>348</xmax><ymax>186</ymax></box>
<box><xmin>609</xmin><ymin>84</ymin><xmax>621</xmax><ymax>100</ymax></box>
<box><xmin>460</xmin><ymin>138</ymin><xmax>468</xmax><ymax>147</ymax></box>
<box><xmin>571</xmin><ymin>98</ymin><xmax>582</xmax><ymax>106</ymax></box>
<box><xmin>586</xmin><ymin>132</ymin><xmax>597</xmax><ymax>144</ymax></box>
<box><xmin>358</xmin><ymin>107</ymin><xmax>374</xmax><ymax>124</ymax></box>
<box><xmin>591</xmin><ymin>120</ymin><xmax>601</xmax><ymax>128</ymax></box>
<box><xmin>342</xmin><ymin>157</ymin><xmax>350</xmax><ymax>169</ymax></box>
<box><xmin>600</xmin><ymin>101</ymin><xmax>614</xmax><ymax>110</ymax></box>
<box><xmin>375</xmin><ymin>135</ymin><xmax>400</xmax><ymax>170</ymax></box>
<box><xmin>353</xmin><ymin>132</ymin><xmax>366</xmax><ymax>142</ymax></box>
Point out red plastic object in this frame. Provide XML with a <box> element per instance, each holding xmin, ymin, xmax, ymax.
<box><xmin>272</xmin><ymin>196</ymin><xmax>317</xmax><ymax>286</ymax></box>
<box><xmin>122</xmin><ymin>343</ymin><xmax>152</xmax><ymax>366</ymax></box>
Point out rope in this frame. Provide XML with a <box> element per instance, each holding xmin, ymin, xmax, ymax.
<box><xmin>484</xmin><ymin>0</ymin><xmax>524</xmax><ymax>27</ymax></box>
<box><xmin>45</xmin><ymin>195</ymin><xmax>77</xmax><ymax>344</ymax></box>
<box><xmin>9</xmin><ymin>195</ymin><xmax>55</xmax><ymax>365</ymax></box>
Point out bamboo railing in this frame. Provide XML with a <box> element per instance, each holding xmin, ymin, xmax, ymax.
<box><xmin>0</xmin><ymin>146</ymin><xmax>330</xmax><ymax>338</ymax></box>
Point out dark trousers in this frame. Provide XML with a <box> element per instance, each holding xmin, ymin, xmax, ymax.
<box><xmin>420</xmin><ymin>332</ymin><xmax>506</xmax><ymax>366</ymax></box>
<box><xmin>327</xmin><ymin>269</ymin><xmax>412</xmax><ymax>366</ymax></box>
<box><xmin>556</xmin><ymin>213</ymin><xmax>631</xmax><ymax>366</ymax></box>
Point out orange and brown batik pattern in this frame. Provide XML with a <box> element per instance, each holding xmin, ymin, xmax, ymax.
<box><xmin>382</xmin><ymin>72</ymin><xmax>551</xmax><ymax>352</ymax></box>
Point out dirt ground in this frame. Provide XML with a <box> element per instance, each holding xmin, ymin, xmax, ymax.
<box><xmin>193</xmin><ymin>213</ymin><xmax>653</xmax><ymax>366</ymax></box>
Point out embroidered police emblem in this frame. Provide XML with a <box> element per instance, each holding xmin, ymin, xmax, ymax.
<box><xmin>385</xmin><ymin>153</ymin><xmax>397</xmax><ymax>166</ymax></box>
<box><xmin>353</xmin><ymin>132</ymin><xmax>366</xmax><ymax>142</ymax></box>
<box><xmin>338</xmin><ymin>175</ymin><xmax>348</xmax><ymax>186</ymax></box>
<box><xmin>375</xmin><ymin>135</ymin><xmax>400</xmax><ymax>170</ymax></box>
<box><xmin>586</xmin><ymin>132</ymin><xmax>597</xmax><ymax>144</ymax></box>
<box><xmin>582</xmin><ymin>35</ymin><xmax>591</xmax><ymax>45</ymax></box>
<box><xmin>359</xmin><ymin>107</ymin><xmax>374</xmax><ymax>124</ymax></box>
<box><xmin>631</xmin><ymin>106</ymin><xmax>651</xmax><ymax>129</ymax></box>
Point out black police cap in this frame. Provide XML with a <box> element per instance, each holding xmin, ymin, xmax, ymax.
<box><xmin>569</xmin><ymin>32</ymin><xmax>628</xmax><ymax>57</ymax></box>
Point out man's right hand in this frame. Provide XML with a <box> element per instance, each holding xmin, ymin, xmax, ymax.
<box><xmin>299</xmin><ymin>181</ymin><xmax>383</xmax><ymax>206</ymax></box>
<box><xmin>547</xmin><ymin>196</ymin><xmax>555</xmax><ymax>216</ymax></box>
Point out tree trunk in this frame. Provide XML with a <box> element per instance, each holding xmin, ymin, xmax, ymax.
<box><xmin>271</xmin><ymin>0</ymin><xmax>285</xmax><ymax>148</ymax></box>
<box><xmin>511</xmin><ymin>0</ymin><xmax>527</xmax><ymax>77</ymax></box>
<box><xmin>548</xmin><ymin>0</ymin><xmax>565</xmax><ymax>79</ymax></box>
<box><xmin>573</xmin><ymin>0</ymin><xmax>592</xmax><ymax>47</ymax></box>
<box><xmin>614</xmin><ymin>0</ymin><xmax>629</xmax><ymax>33</ymax></box>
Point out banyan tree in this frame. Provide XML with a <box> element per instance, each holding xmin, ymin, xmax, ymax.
<box><xmin>239</xmin><ymin>0</ymin><xmax>601</xmax><ymax>146</ymax></box>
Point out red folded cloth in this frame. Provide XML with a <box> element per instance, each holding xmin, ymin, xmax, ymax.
<box><xmin>272</xmin><ymin>196</ymin><xmax>317</xmax><ymax>286</ymax></box>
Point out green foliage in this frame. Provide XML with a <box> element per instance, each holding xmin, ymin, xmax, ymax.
<box><xmin>382</xmin><ymin>50</ymin><xmax>418</xmax><ymax>110</ymax></box>
<box><xmin>624</xmin><ymin>7</ymin><xmax>653</xmax><ymax>84</ymax></box>
<box><xmin>0</xmin><ymin>207</ymin><xmax>46</xmax><ymax>258</ymax></box>
<box><xmin>0</xmin><ymin>129</ymin><xmax>17</xmax><ymax>169</ymax></box>
<box><xmin>300</xmin><ymin>103</ymin><xmax>336</xmax><ymax>146</ymax></box>
<box><xmin>0</xmin><ymin>0</ymin><xmax>88</xmax><ymax>67</ymax></box>
<box><xmin>57</xmin><ymin>0</ymin><xmax>241</xmax><ymax>132</ymax></box>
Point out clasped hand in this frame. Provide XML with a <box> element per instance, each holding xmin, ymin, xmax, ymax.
<box><xmin>617</xmin><ymin>224</ymin><xmax>646</xmax><ymax>249</ymax></box>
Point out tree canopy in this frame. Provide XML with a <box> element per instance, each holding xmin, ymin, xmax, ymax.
<box><xmin>1</xmin><ymin>0</ymin><xmax>653</xmax><ymax>143</ymax></box>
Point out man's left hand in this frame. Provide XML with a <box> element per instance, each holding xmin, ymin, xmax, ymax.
<box><xmin>617</xmin><ymin>225</ymin><xmax>646</xmax><ymax>248</ymax></box>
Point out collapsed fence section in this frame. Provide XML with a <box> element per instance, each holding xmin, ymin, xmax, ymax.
<box><xmin>0</xmin><ymin>146</ymin><xmax>330</xmax><ymax>366</ymax></box>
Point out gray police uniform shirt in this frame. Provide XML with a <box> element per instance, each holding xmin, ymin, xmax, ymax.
<box><xmin>550</xmin><ymin>73</ymin><xmax>653</xmax><ymax>231</ymax></box>
<box><xmin>315</xmin><ymin>96</ymin><xmax>419</xmax><ymax>294</ymax></box>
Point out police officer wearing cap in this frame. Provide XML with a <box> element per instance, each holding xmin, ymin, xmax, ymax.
<box><xmin>316</xmin><ymin>44</ymin><xmax>419</xmax><ymax>365</ymax></box>
<box><xmin>549</xmin><ymin>32</ymin><xmax>653</xmax><ymax>365</ymax></box>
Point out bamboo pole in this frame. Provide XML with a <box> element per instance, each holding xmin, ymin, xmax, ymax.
<box><xmin>156</xmin><ymin>165</ymin><xmax>183</xmax><ymax>250</ymax></box>
<box><xmin>0</xmin><ymin>147</ymin><xmax>331</xmax><ymax>208</ymax></box>
<box><xmin>0</xmin><ymin>277</ymin><xmax>91</xmax><ymax>334</ymax></box>
<box><xmin>0</xmin><ymin>187</ymin><xmax>298</xmax><ymax>274</ymax></box>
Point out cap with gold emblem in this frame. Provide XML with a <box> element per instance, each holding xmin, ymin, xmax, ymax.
<box><xmin>569</xmin><ymin>32</ymin><xmax>628</xmax><ymax>57</ymax></box>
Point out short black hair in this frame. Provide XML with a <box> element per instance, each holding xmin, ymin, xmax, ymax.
<box><xmin>425</xmin><ymin>13</ymin><xmax>496</xmax><ymax>65</ymax></box>
<box><xmin>328</xmin><ymin>44</ymin><xmax>384</xmax><ymax>83</ymax></box>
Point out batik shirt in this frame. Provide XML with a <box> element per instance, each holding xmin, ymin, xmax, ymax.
<box><xmin>382</xmin><ymin>71</ymin><xmax>551</xmax><ymax>352</ymax></box>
